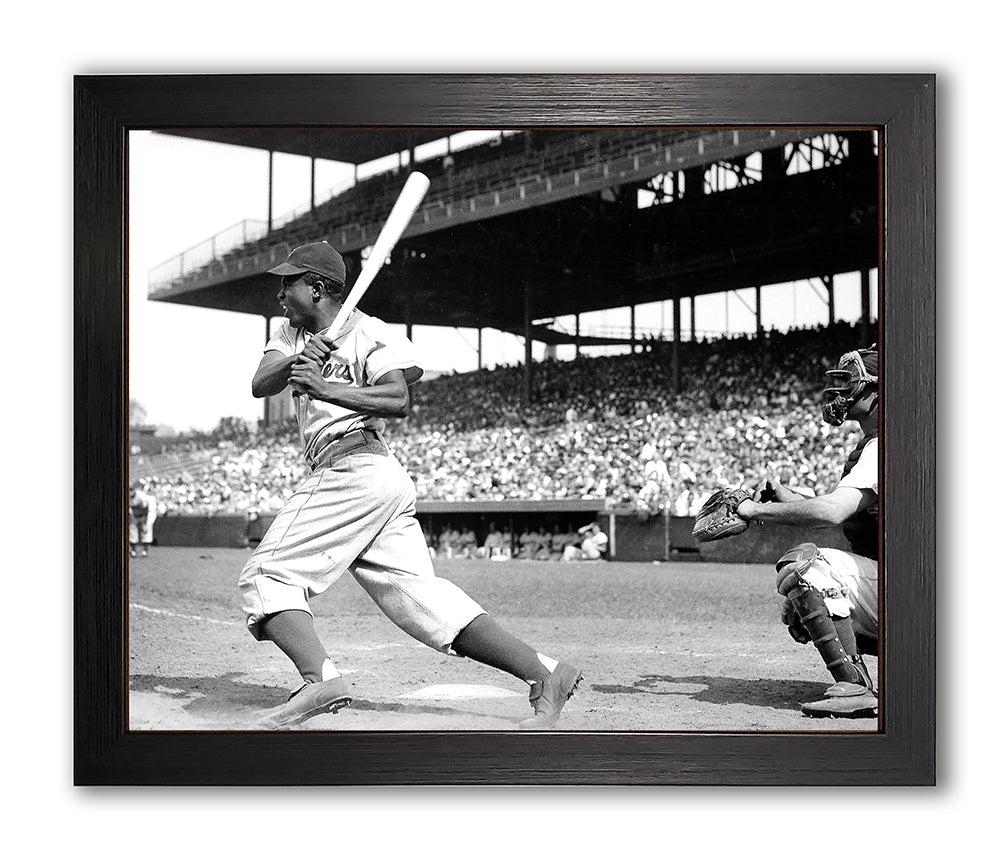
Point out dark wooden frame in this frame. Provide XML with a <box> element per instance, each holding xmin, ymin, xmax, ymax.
<box><xmin>76</xmin><ymin>74</ymin><xmax>935</xmax><ymax>785</ymax></box>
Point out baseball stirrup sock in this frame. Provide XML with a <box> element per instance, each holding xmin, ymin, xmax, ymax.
<box><xmin>259</xmin><ymin>610</ymin><xmax>330</xmax><ymax>683</ymax></box>
<box><xmin>451</xmin><ymin>614</ymin><xmax>551</xmax><ymax>683</ymax></box>
<box><xmin>788</xmin><ymin>586</ymin><xmax>862</xmax><ymax>684</ymax></box>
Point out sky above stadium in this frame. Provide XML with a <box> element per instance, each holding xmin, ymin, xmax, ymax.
<box><xmin>129</xmin><ymin>130</ymin><xmax>873</xmax><ymax>432</ymax></box>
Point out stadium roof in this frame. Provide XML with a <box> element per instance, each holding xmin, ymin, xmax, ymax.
<box><xmin>150</xmin><ymin>129</ymin><xmax>878</xmax><ymax>339</ymax></box>
<box><xmin>159</xmin><ymin>129</ymin><xmax>452</xmax><ymax>165</ymax></box>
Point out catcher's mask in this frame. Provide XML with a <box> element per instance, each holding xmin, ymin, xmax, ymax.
<box><xmin>822</xmin><ymin>345</ymin><xmax>878</xmax><ymax>426</ymax></box>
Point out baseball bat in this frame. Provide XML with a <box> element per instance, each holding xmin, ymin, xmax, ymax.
<box><xmin>292</xmin><ymin>171</ymin><xmax>429</xmax><ymax>400</ymax></box>
<box><xmin>323</xmin><ymin>170</ymin><xmax>430</xmax><ymax>339</ymax></box>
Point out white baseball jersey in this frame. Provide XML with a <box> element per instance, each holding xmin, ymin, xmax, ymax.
<box><xmin>264</xmin><ymin>311</ymin><xmax>423</xmax><ymax>466</ymax></box>
<box><xmin>836</xmin><ymin>436</ymin><xmax>878</xmax><ymax>495</ymax></box>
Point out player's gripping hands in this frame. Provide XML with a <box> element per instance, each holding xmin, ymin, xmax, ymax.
<box><xmin>300</xmin><ymin>333</ymin><xmax>337</xmax><ymax>365</ymax></box>
<box><xmin>289</xmin><ymin>355</ymin><xmax>331</xmax><ymax>400</ymax></box>
<box><xmin>288</xmin><ymin>334</ymin><xmax>337</xmax><ymax>400</ymax></box>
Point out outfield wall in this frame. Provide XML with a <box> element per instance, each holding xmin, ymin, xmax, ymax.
<box><xmin>150</xmin><ymin>501</ymin><xmax>855</xmax><ymax>564</ymax></box>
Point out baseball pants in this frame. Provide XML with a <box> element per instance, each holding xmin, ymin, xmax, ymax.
<box><xmin>130</xmin><ymin>521</ymin><xmax>153</xmax><ymax>544</ymax></box>
<box><xmin>239</xmin><ymin>439</ymin><xmax>485</xmax><ymax>653</ymax></box>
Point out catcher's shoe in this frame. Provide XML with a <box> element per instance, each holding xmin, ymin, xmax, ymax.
<box><xmin>519</xmin><ymin>662</ymin><xmax>583</xmax><ymax>730</ymax></box>
<box><xmin>801</xmin><ymin>682</ymin><xmax>878</xmax><ymax>719</ymax></box>
<box><xmin>259</xmin><ymin>677</ymin><xmax>353</xmax><ymax>729</ymax></box>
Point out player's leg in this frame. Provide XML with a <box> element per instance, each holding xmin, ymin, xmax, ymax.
<box><xmin>775</xmin><ymin>543</ymin><xmax>877</xmax><ymax>718</ymax></box>
<box><xmin>253</xmin><ymin>610</ymin><xmax>353</xmax><ymax>728</ymax></box>
<box><xmin>129</xmin><ymin>522</ymin><xmax>138</xmax><ymax>557</ymax></box>
<box><xmin>349</xmin><ymin>466</ymin><xmax>582</xmax><ymax>728</ymax></box>
<box><xmin>238</xmin><ymin>465</ymin><xmax>401</xmax><ymax>726</ymax></box>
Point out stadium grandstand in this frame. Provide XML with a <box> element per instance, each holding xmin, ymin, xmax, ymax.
<box><xmin>135</xmin><ymin>128</ymin><xmax>878</xmax><ymax>562</ymax></box>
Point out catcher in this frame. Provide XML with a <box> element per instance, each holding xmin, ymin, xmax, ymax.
<box><xmin>692</xmin><ymin>344</ymin><xmax>879</xmax><ymax>719</ymax></box>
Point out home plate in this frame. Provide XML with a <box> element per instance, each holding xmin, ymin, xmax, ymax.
<box><xmin>398</xmin><ymin>684</ymin><xmax>523</xmax><ymax>700</ymax></box>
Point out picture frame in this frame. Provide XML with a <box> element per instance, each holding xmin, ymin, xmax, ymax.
<box><xmin>76</xmin><ymin>73</ymin><xmax>935</xmax><ymax>785</ymax></box>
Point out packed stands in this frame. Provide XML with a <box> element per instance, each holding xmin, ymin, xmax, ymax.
<box><xmin>136</xmin><ymin>321</ymin><xmax>873</xmax><ymax>542</ymax></box>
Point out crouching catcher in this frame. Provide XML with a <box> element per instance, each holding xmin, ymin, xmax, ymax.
<box><xmin>693</xmin><ymin>344</ymin><xmax>880</xmax><ymax>719</ymax></box>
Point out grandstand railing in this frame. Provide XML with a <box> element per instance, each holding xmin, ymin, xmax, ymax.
<box><xmin>151</xmin><ymin>129</ymin><xmax>814</xmax><ymax>295</ymax></box>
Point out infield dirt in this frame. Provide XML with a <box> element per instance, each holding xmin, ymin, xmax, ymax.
<box><xmin>128</xmin><ymin>548</ymin><xmax>879</xmax><ymax>733</ymax></box>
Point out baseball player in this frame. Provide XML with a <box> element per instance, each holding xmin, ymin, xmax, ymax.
<box><xmin>697</xmin><ymin>344</ymin><xmax>879</xmax><ymax>719</ymax></box>
<box><xmin>239</xmin><ymin>241</ymin><xmax>583</xmax><ymax>729</ymax></box>
<box><xmin>562</xmin><ymin>523</ymin><xmax>608</xmax><ymax>561</ymax></box>
<box><xmin>129</xmin><ymin>482</ymin><xmax>157</xmax><ymax>557</ymax></box>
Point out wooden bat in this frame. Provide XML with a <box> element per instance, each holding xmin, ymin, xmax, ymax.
<box><xmin>324</xmin><ymin>170</ymin><xmax>430</xmax><ymax>338</ymax></box>
<box><xmin>293</xmin><ymin>171</ymin><xmax>430</xmax><ymax>399</ymax></box>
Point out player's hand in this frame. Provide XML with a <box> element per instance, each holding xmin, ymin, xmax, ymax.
<box><xmin>753</xmin><ymin>478</ymin><xmax>804</xmax><ymax>503</ymax></box>
<box><xmin>752</xmin><ymin>479</ymin><xmax>778</xmax><ymax>502</ymax></box>
<box><xmin>289</xmin><ymin>357</ymin><xmax>330</xmax><ymax>400</ymax></box>
<box><xmin>301</xmin><ymin>333</ymin><xmax>337</xmax><ymax>365</ymax></box>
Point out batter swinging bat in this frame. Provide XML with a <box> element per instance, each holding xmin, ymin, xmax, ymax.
<box><xmin>324</xmin><ymin>170</ymin><xmax>430</xmax><ymax>338</ymax></box>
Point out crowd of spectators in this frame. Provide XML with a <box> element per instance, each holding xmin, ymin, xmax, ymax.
<box><xmin>139</xmin><ymin>321</ymin><xmax>873</xmax><ymax>523</ymax></box>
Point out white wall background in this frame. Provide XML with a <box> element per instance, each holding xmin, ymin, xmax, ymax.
<box><xmin>7</xmin><ymin>3</ymin><xmax>983</xmax><ymax>862</ymax></box>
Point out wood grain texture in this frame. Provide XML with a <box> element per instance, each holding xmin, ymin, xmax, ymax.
<box><xmin>74</xmin><ymin>73</ymin><xmax>936</xmax><ymax>785</ymax></box>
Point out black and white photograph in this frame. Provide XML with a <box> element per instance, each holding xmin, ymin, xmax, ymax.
<box><xmin>127</xmin><ymin>124</ymin><xmax>884</xmax><ymax>734</ymax></box>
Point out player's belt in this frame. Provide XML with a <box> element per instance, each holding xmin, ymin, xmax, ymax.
<box><xmin>308</xmin><ymin>429</ymin><xmax>386</xmax><ymax>472</ymax></box>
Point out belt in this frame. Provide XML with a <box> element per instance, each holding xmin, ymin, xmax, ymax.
<box><xmin>308</xmin><ymin>429</ymin><xmax>386</xmax><ymax>472</ymax></box>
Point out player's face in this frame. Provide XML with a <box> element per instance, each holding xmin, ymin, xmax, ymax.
<box><xmin>277</xmin><ymin>274</ymin><xmax>314</xmax><ymax>328</ymax></box>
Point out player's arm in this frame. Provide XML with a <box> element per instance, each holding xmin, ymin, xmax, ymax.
<box><xmin>738</xmin><ymin>485</ymin><xmax>875</xmax><ymax>528</ymax></box>
<box><xmin>252</xmin><ymin>350</ymin><xmax>301</xmax><ymax>398</ymax></box>
<box><xmin>289</xmin><ymin>363</ymin><xmax>411</xmax><ymax>418</ymax></box>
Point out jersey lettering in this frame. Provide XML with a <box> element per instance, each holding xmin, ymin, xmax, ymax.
<box><xmin>322</xmin><ymin>362</ymin><xmax>354</xmax><ymax>383</ymax></box>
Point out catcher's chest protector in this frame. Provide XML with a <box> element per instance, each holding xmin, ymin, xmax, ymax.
<box><xmin>840</xmin><ymin>436</ymin><xmax>879</xmax><ymax>560</ymax></box>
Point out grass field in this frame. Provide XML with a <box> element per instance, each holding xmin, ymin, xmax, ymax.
<box><xmin>128</xmin><ymin>548</ymin><xmax>879</xmax><ymax>732</ymax></box>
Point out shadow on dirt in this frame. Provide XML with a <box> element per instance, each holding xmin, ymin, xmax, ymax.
<box><xmin>129</xmin><ymin>673</ymin><xmax>517</xmax><ymax>724</ymax></box>
<box><xmin>589</xmin><ymin>673</ymin><xmax>827</xmax><ymax>711</ymax></box>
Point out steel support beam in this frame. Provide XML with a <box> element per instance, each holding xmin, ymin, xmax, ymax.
<box><xmin>263</xmin><ymin>315</ymin><xmax>272</xmax><ymax>426</ymax></box>
<box><xmin>860</xmin><ymin>268</ymin><xmax>872</xmax><ymax>344</ymax></box>
<box><xmin>267</xmin><ymin>150</ymin><xmax>274</xmax><ymax>233</ymax></box>
<box><xmin>310</xmin><ymin>157</ymin><xmax>316</xmax><ymax>212</ymax></box>
<box><xmin>523</xmin><ymin>276</ymin><xmax>533</xmax><ymax>404</ymax></box>
<box><xmin>822</xmin><ymin>275</ymin><xmax>835</xmax><ymax>325</ymax></box>
<box><xmin>672</xmin><ymin>298</ymin><xmax>681</xmax><ymax>391</ymax></box>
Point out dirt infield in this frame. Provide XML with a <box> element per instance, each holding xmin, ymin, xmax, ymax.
<box><xmin>128</xmin><ymin>548</ymin><xmax>879</xmax><ymax>732</ymax></box>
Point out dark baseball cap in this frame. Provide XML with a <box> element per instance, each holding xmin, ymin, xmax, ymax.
<box><xmin>268</xmin><ymin>240</ymin><xmax>346</xmax><ymax>284</ymax></box>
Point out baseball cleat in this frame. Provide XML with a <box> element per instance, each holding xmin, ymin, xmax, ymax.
<box><xmin>519</xmin><ymin>662</ymin><xmax>583</xmax><ymax>730</ymax></box>
<box><xmin>801</xmin><ymin>681</ymin><xmax>878</xmax><ymax>719</ymax></box>
<box><xmin>259</xmin><ymin>677</ymin><xmax>354</xmax><ymax>729</ymax></box>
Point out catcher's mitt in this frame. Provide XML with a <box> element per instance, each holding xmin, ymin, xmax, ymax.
<box><xmin>692</xmin><ymin>488</ymin><xmax>752</xmax><ymax>542</ymax></box>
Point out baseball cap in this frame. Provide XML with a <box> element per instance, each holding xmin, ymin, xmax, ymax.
<box><xmin>268</xmin><ymin>240</ymin><xmax>346</xmax><ymax>284</ymax></box>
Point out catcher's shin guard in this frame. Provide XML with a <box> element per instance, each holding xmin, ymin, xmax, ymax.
<box><xmin>775</xmin><ymin>545</ymin><xmax>862</xmax><ymax>685</ymax></box>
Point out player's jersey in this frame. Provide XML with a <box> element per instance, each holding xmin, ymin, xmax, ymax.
<box><xmin>130</xmin><ymin>490</ymin><xmax>151</xmax><ymax>520</ymax></box>
<box><xmin>836</xmin><ymin>435</ymin><xmax>878</xmax><ymax>560</ymax></box>
<box><xmin>264</xmin><ymin>310</ymin><xmax>423</xmax><ymax>466</ymax></box>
